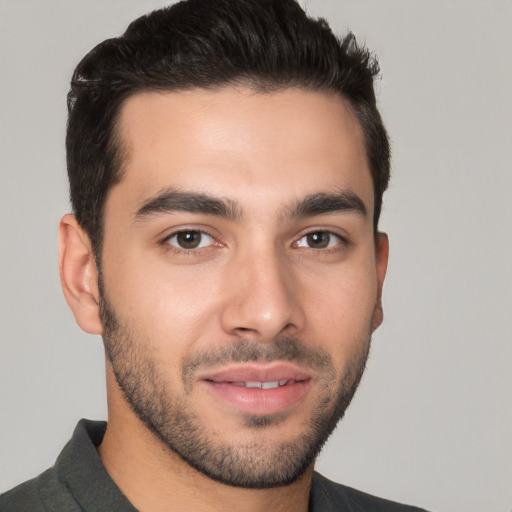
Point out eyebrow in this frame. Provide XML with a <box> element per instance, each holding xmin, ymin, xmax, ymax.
<box><xmin>285</xmin><ymin>190</ymin><xmax>367</xmax><ymax>219</ymax></box>
<box><xmin>134</xmin><ymin>189</ymin><xmax>242</xmax><ymax>221</ymax></box>
<box><xmin>134</xmin><ymin>188</ymin><xmax>367</xmax><ymax>223</ymax></box>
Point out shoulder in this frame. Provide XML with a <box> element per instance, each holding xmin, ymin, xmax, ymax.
<box><xmin>310</xmin><ymin>472</ymin><xmax>432</xmax><ymax>512</ymax></box>
<box><xmin>0</xmin><ymin>467</ymin><xmax>81</xmax><ymax>512</ymax></box>
<box><xmin>0</xmin><ymin>471</ymin><xmax>49</xmax><ymax>512</ymax></box>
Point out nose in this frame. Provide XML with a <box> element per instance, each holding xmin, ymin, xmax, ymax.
<box><xmin>220</xmin><ymin>246</ymin><xmax>306</xmax><ymax>342</ymax></box>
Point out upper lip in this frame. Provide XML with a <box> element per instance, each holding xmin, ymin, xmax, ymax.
<box><xmin>197</xmin><ymin>362</ymin><xmax>313</xmax><ymax>384</ymax></box>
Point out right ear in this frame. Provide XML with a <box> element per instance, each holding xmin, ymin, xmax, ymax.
<box><xmin>58</xmin><ymin>214</ymin><xmax>102</xmax><ymax>335</ymax></box>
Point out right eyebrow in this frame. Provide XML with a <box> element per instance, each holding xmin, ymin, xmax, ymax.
<box><xmin>133</xmin><ymin>189</ymin><xmax>242</xmax><ymax>222</ymax></box>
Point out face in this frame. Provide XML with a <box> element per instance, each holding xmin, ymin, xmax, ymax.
<box><xmin>98</xmin><ymin>87</ymin><xmax>387</xmax><ymax>488</ymax></box>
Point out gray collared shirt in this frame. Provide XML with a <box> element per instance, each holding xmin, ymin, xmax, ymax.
<box><xmin>0</xmin><ymin>420</ymin><xmax>431</xmax><ymax>512</ymax></box>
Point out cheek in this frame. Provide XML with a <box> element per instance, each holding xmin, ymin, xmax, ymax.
<box><xmin>303</xmin><ymin>263</ymin><xmax>377</xmax><ymax>361</ymax></box>
<box><xmin>104</xmin><ymin>255</ymin><xmax>224</xmax><ymax>348</ymax></box>
<box><xmin>326</xmin><ymin>275</ymin><xmax>377</xmax><ymax>322</ymax></box>
<box><xmin>305</xmin><ymin>250</ymin><xmax>378</xmax><ymax>313</ymax></box>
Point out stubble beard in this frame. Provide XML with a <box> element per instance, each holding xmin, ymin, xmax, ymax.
<box><xmin>99</xmin><ymin>293</ymin><xmax>372</xmax><ymax>489</ymax></box>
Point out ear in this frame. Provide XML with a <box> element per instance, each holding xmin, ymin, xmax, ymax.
<box><xmin>372</xmin><ymin>232</ymin><xmax>389</xmax><ymax>331</ymax></box>
<box><xmin>59</xmin><ymin>214</ymin><xmax>102</xmax><ymax>335</ymax></box>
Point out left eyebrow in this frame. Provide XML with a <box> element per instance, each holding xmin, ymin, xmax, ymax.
<box><xmin>284</xmin><ymin>190</ymin><xmax>367</xmax><ymax>219</ymax></box>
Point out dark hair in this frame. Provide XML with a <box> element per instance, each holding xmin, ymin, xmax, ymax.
<box><xmin>66</xmin><ymin>0</ymin><xmax>390</xmax><ymax>257</ymax></box>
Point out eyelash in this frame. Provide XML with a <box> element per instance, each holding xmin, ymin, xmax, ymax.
<box><xmin>294</xmin><ymin>231</ymin><xmax>347</xmax><ymax>252</ymax></box>
<box><xmin>162</xmin><ymin>229</ymin><xmax>218</xmax><ymax>255</ymax></box>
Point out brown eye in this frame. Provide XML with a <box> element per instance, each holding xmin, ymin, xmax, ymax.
<box><xmin>166</xmin><ymin>230</ymin><xmax>214</xmax><ymax>250</ymax></box>
<box><xmin>307</xmin><ymin>232</ymin><xmax>329</xmax><ymax>248</ymax></box>
<box><xmin>296</xmin><ymin>231</ymin><xmax>342</xmax><ymax>249</ymax></box>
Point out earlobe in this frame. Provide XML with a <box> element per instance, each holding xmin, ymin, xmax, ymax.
<box><xmin>59</xmin><ymin>214</ymin><xmax>103</xmax><ymax>335</ymax></box>
<box><xmin>372</xmin><ymin>232</ymin><xmax>389</xmax><ymax>331</ymax></box>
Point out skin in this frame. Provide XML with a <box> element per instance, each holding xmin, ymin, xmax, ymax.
<box><xmin>59</xmin><ymin>87</ymin><xmax>389</xmax><ymax>512</ymax></box>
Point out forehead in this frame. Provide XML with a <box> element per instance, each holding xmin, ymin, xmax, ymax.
<box><xmin>112</xmin><ymin>87</ymin><xmax>373</xmax><ymax>217</ymax></box>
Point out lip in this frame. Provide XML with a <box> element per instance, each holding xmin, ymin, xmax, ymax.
<box><xmin>198</xmin><ymin>363</ymin><xmax>313</xmax><ymax>416</ymax></box>
<box><xmin>199</xmin><ymin>362</ymin><xmax>313</xmax><ymax>384</ymax></box>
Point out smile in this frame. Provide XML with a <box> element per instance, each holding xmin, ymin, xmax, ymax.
<box><xmin>198</xmin><ymin>364</ymin><xmax>313</xmax><ymax>416</ymax></box>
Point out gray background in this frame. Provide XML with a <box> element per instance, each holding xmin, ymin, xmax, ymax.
<box><xmin>1</xmin><ymin>1</ymin><xmax>511</xmax><ymax>511</ymax></box>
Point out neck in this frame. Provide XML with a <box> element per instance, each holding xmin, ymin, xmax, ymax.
<box><xmin>98</xmin><ymin>369</ymin><xmax>313</xmax><ymax>512</ymax></box>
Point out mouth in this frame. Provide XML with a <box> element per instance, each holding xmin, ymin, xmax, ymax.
<box><xmin>198</xmin><ymin>363</ymin><xmax>313</xmax><ymax>416</ymax></box>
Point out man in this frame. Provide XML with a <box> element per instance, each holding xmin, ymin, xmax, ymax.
<box><xmin>0</xmin><ymin>0</ymin><xmax>430</xmax><ymax>510</ymax></box>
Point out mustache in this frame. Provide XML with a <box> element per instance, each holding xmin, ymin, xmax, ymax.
<box><xmin>181</xmin><ymin>337</ymin><xmax>335</xmax><ymax>386</ymax></box>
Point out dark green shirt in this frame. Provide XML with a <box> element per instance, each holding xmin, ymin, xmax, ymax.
<box><xmin>0</xmin><ymin>420</ymin><xmax>430</xmax><ymax>511</ymax></box>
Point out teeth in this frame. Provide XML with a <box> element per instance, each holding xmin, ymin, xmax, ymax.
<box><xmin>232</xmin><ymin>380</ymin><xmax>289</xmax><ymax>388</ymax></box>
<box><xmin>246</xmin><ymin>381</ymin><xmax>265</xmax><ymax>388</ymax></box>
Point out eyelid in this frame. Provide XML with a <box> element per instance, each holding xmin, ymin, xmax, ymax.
<box><xmin>293</xmin><ymin>228</ymin><xmax>348</xmax><ymax>250</ymax></box>
<box><xmin>161</xmin><ymin>227</ymin><xmax>221</xmax><ymax>254</ymax></box>
<box><xmin>158</xmin><ymin>223</ymin><xmax>221</xmax><ymax>242</ymax></box>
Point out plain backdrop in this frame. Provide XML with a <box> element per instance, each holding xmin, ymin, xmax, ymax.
<box><xmin>1</xmin><ymin>1</ymin><xmax>511</xmax><ymax>511</ymax></box>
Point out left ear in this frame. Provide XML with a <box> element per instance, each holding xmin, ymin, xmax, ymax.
<box><xmin>372</xmin><ymin>232</ymin><xmax>389</xmax><ymax>331</ymax></box>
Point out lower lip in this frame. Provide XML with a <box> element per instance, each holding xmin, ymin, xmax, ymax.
<box><xmin>203</xmin><ymin>380</ymin><xmax>312</xmax><ymax>416</ymax></box>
